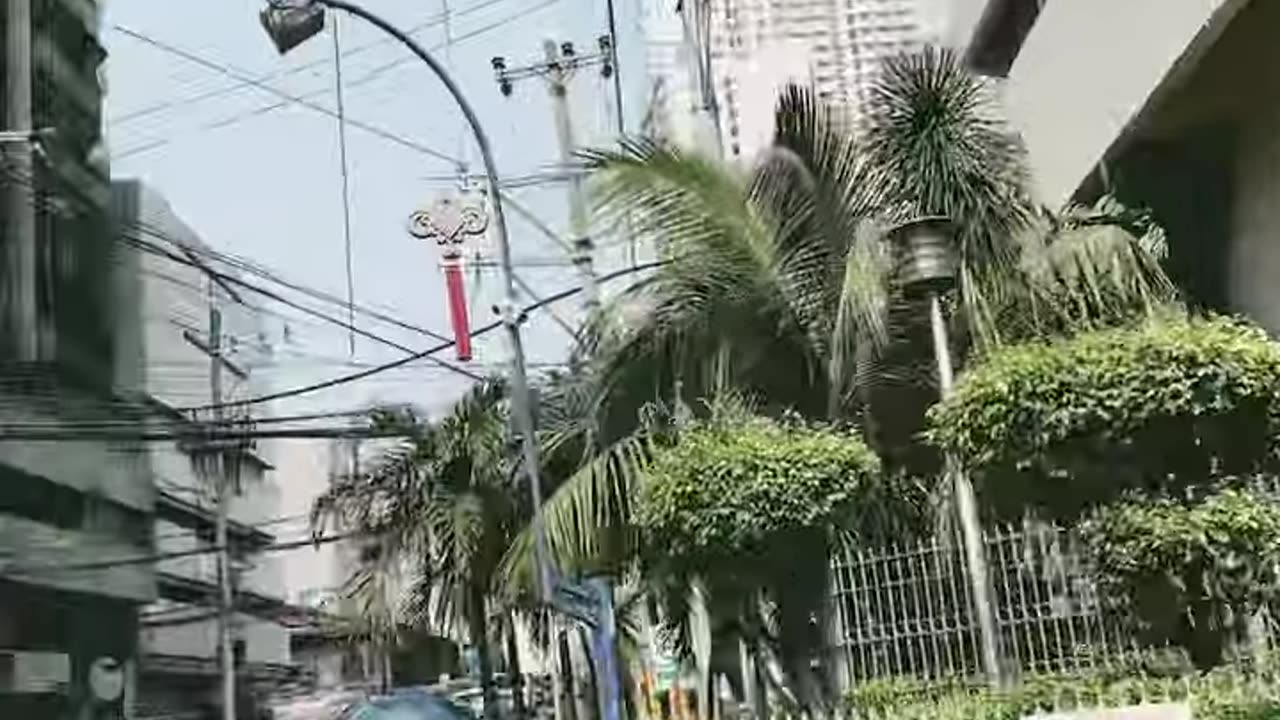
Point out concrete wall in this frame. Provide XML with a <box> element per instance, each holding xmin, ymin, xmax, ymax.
<box><xmin>276</xmin><ymin>438</ymin><xmax>348</xmax><ymax>608</ymax></box>
<box><xmin>0</xmin><ymin>388</ymin><xmax>151</xmax><ymax>513</ymax></box>
<box><xmin>140</xmin><ymin>606</ymin><xmax>289</xmax><ymax>666</ymax></box>
<box><xmin>1230</xmin><ymin>92</ymin><xmax>1280</xmax><ymax>334</ymax></box>
<box><xmin>938</xmin><ymin>0</ymin><xmax>989</xmax><ymax>48</ymax></box>
<box><xmin>1001</xmin><ymin>0</ymin><xmax>1245</xmax><ymax>203</ymax></box>
<box><xmin>0</xmin><ymin>515</ymin><xmax>154</xmax><ymax>601</ymax></box>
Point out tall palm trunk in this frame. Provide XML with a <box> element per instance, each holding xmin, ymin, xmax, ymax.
<box><xmin>469</xmin><ymin>581</ymin><xmax>499</xmax><ymax>720</ymax></box>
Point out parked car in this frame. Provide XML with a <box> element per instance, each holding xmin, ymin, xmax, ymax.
<box><xmin>344</xmin><ymin>690</ymin><xmax>473</xmax><ymax>720</ymax></box>
<box><xmin>270</xmin><ymin>686</ymin><xmax>481</xmax><ymax>720</ymax></box>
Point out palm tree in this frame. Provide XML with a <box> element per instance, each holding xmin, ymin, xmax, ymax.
<box><xmin>499</xmin><ymin>46</ymin><xmax>1178</xmax><ymax>705</ymax></box>
<box><xmin>576</xmin><ymin>47</ymin><xmax>1173</xmax><ymax>459</ymax></box>
<box><xmin>313</xmin><ymin>380</ymin><xmax>520</xmax><ymax>720</ymax></box>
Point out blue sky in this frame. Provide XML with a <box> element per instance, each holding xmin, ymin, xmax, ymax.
<box><xmin>105</xmin><ymin>0</ymin><xmax>652</xmax><ymax>418</ymax></box>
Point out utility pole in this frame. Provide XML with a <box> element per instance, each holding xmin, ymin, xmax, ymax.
<box><xmin>4</xmin><ymin>0</ymin><xmax>38</xmax><ymax>361</ymax></box>
<box><xmin>545</xmin><ymin>40</ymin><xmax>596</xmax><ymax>313</ymax></box>
<box><xmin>492</xmin><ymin>37</ymin><xmax>616</xmax><ymax>314</ymax></box>
<box><xmin>207</xmin><ymin>297</ymin><xmax>237</xmax><ymax>720</ymax></box>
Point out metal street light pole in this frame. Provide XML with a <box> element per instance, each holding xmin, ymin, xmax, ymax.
<box><xmin>888</xmin><ymin>217</ymin><xmax>1001</xmax><ymax>686</ymax></box>
<box><xmin>259</xmin><ymin>0</ymin><xmax>554</xmax><ymax>606</ymax></box>
<box><xmin>4</xmin><ymin>0</ymin><xmax>37</xmax><ymax>361</ymax></box>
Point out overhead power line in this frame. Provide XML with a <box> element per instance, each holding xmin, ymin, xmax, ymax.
<box><xmin>3</xmin><ymin>166</ymin><xmax>659</xmax><ymax>415</ymax></box>
<box><xmin>6</xmin><ymin>529</ymin><xmax>364</xmax><ymax>575</ymax></box>
<box><xmin>0</xmin><ymin>408</ymin><xmax>381</xmax><ymax>433</ymax></box>
<box><xmin>175</xmin><ymin>260</ymin><xmax>668</xmax><ymax>413</ymax></box>
<box><xmin>126</xmin><ymin>209</ymin><xmax>453</xmax><ymax>345</ymax></box>
<box><xmin>113</xmin><ymin>24</ymin><xmax>460</xmax><ymax>164</ymax></box>
<box><xmin>111</xmin><ymin>0</ymin><xmax>517</xmax><ymax>127</ymax></box>
<box><xmin>111</xmin><ymin>0</ymin><xmax>560</xmax><ymax>160</ymax></box>
<box><xmin>0</xmin><ymin>424</ymin><xmax>406</xmax><ymax>442</ymax></box>
<box><xmin>120</xmin><ymin>229</ymin><xmax>486</xmax><ymax>382</ymax></box>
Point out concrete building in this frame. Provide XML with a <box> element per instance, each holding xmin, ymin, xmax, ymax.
<box><xmin>112</xmin><ymin>180</ymin><xmax>300</xmax><ymax>717</ymax></box>
<box><xmin>0</xmin><ymin>0</ymin><xmax>154</xmax><ymax>717</ymax></box>
<box><xmin>639</xmin><ymin>0</ymin><xmax>704</xmax><ymax>147</ymax></box>
<box><xmin>275</xmin><ymin>434</ymin><xmax>384</xmax><ymax>691</ymax></box>
<box><xmin>955</xmin><ymin>0</ymin><xmax>1280</xmax><ymax>332</ymax></box>
<box><xmin>643</xmin><ymin>0</ymin><xmax>938</xmax><ymax>159</ymax></box>
<box><xmin>275</xmin><ymin>433</ymin><xmax>464</xmax><ymax>693</ymax></box>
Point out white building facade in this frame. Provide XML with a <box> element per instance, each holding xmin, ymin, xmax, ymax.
<box><xmin>113</xmin><ymin>179</ymin><xmax>297</xmax><ymax>715</ymax></box>
<box><xmin>953</xmin><ymin>0</ymin><xmax>1280</xmax><ymax>335</ymax></box>
<box><xmin>643</xmin><ymin>0</ymin><xmax>938</xmax><ymax>160</ymax></box>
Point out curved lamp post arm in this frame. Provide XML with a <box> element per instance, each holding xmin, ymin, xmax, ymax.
<box><xmin>309</xmin><ymin>0</ymin><xmax>553</xmax><ymax>601</ymax></box>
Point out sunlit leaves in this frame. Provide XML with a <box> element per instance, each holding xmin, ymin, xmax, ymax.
<box><xmin>929</xmin><ymin>317</ymin><xmax>1280</xmax><ymax>520</ymax></box>
<box><xmin>1081</xmin><ymin>488</ymin><xmax>1280</xmax><ymax>667</ymax></box>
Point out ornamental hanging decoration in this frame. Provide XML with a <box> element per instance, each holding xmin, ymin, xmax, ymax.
<box><xmin>408</xmin><ymin>193</ymin><xmax>489</xmax><ymax>361</ymax></box>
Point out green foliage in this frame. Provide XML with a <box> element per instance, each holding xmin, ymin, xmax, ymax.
<box><xmin>845</xmin><ymin>671</ymin><xmax>1280</xmax><ymax>720</ymax></box>
<box><xmin>632</xmin><ymin>415</ymin><xmax>914</xmax><ymax>707</ymax></box>
<box><xmin>312</xmin><ymin>380</ymin><xmax>517</xmax><ymax>654</ymax></box>
<box><xmin>928</xmin><ymin>316</ymin><xmax>1280</xmax><ymax>520</ymax></box>
<box><xmin>860</xmin><ymin>46</ymin><xmax>1032</xmax><ymax>264</ymax></box>
<box><xmin>636</xmin><ymin>417</ymin><xmax>894</xmax><ymax>576</ymax></box>
<box><xmin>1081</xmin><ymin>488</ymin><xmax>1280</xmax><ymax>668</ymax></box>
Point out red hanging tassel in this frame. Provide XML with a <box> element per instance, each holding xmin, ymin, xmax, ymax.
<box><xmin>442</xmin><ymin>257</ymin><xmax>472</xmax><ymax>361</ymax></box>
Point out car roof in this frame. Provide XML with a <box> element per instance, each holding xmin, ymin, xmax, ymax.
<box><xmin>346</xmin><ymin>690</ymin><xmax>471</xmax><ymax>720</ymax></box>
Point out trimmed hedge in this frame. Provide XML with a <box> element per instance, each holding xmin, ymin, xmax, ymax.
<box><xmin>845</xmin><ymin>671</ymin><xmax>1280</xmax><ymax>720</ymax></box>
<box><xmin>927</xmin><ymin>316</ymin><xmax>1280</xmax><ymax>520</ymax></box>
<box><xmin>1080</xmin><ymin>488</ymin><xmax>1280</xmax><ymax>668</ymax></box>
<box><xmin>637</xmin><ymin>417</ymin><xmax>891</xmax><ymax>576</ymax></box>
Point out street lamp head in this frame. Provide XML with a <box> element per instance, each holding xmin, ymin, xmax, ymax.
<box><xmin>260</xmin><ymin>2</ymin><xmax>326</xmax><ymax>55</ymax></box>
<box><xmin>888</xmin><ymin>216</ymin><xmax>957</xmax><ymax>296</ymax></box>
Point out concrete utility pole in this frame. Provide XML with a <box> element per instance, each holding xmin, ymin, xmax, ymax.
<box><xmin>545</xmin><ymin>40</ymin><xmax>596</xmax><ymax>313</ymax></box>
<box><xmin>4</xmin><ymin>0</ymin><xmax>38</xmax><ymax>361</ymax></box>
<box><xmin>207</xmin><ymin>297</ymin><xmax>237</xmax><ymax>720</ymax></box>
<box><xmin>492</xmin><ymin>37</ymin><xmax>616</xmax><ymax>314</ymax></box>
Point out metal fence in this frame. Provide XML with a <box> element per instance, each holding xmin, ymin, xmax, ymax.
<box><xmin>828</xmin><ymin>521</ymin><xmax>1271</xmax><ymax>687</ymax></box>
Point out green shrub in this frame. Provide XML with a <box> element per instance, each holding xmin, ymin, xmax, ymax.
<box><xmin>928</xmin><ymin>316</ymin><xmax>1280</xmax><ymax>521</ymax></box>
<box><xmin>637</xmin><ymin>417</ymin><xmax>900</xmax><ymax>577</ymax></box>
<box><xmin>1080</xmin><ymin>488</ymin><xmax>1280</xmax><ymax>669</ymax></box>
<box><xmin>845</xmin><ymin>671</ymin><xmax>1280</xmax><ymax>720</ymax></box>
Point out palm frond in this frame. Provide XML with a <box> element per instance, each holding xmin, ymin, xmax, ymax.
<box><xmin>967</xmin><ymin>196</ymin><xmax>1181</xmax><ymax>350</ymax></box>
<box><xmin>498</xmin><ymin>430</ymin><xmax>660</xmax><ymax>596</ymax></box>
<box><xmin>583</xmin><ymin>137</ymin><xmax>834</xmax><ymax>423</ymax></box>
<box><xmin>753</xmin><ymin>84</ymin><xmax>876</xmax><ymax>364</ymax></box>
<box><xmin>312</xmin><ymin>379</ymin><xmax>521</xmax><ymax>650</ymax></box>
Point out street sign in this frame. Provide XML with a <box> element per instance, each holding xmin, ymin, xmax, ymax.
<box><xmin>548</xmin><ymin>575</ymin><xmax>622</xmax><ymax>720</ymax></box>
<box><xmin>590</xmin><ymin>577</ymin><xmax>622</xmax><ymax>720</ymax></box>
<box><xmin>550</xmin><ymin>575</ymin><xmax>600</xmax><ymax>627</ymax></box>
